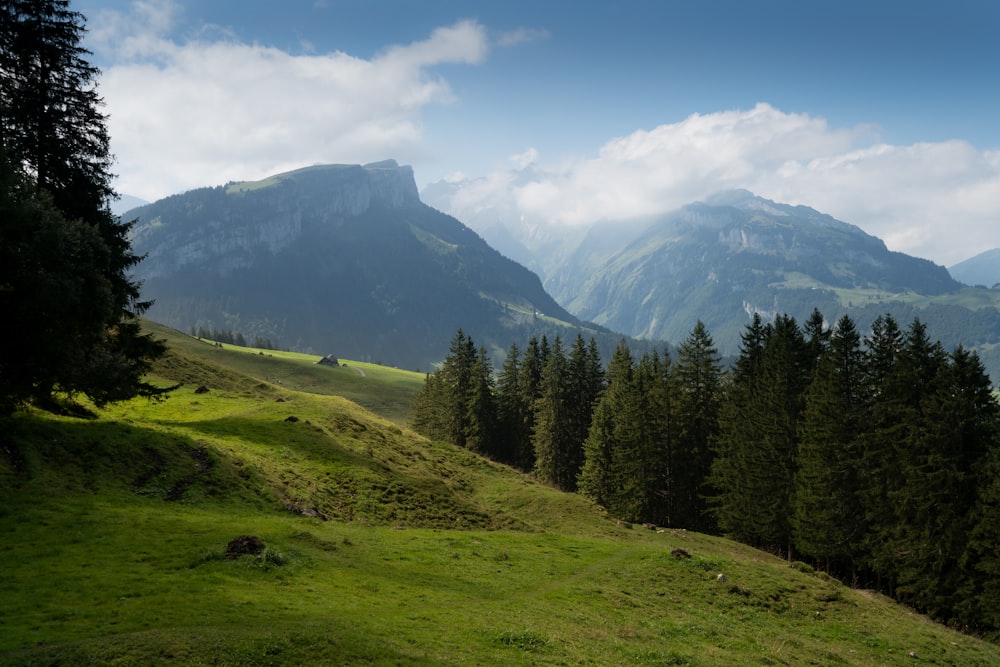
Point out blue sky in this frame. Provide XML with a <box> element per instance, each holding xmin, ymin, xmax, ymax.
<box><xmin>76</xmin><ymin>0</ymin><xmax>1000</xmax><ymax>265</ymax></box>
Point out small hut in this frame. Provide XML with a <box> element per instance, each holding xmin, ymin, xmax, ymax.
<box><xmin>317</xmin><ymin>354</ymin><xmax>340</xmax><ymax>367</ymax></box>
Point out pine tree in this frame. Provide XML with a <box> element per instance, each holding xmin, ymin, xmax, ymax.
<box><xmin>465</xmin><ymin>346</ymin><xmax>497</xmax><ymax>456</ymax></box>
<box><xmin>791</xmin><ymin>315</ymin><xmax>865</xmax><ymax>575</ymax></box>
<box><xmin>710</xmin><ymin>314</ymin><xmax>807</xmax><ymax>556</ymax></box>
<box><xmin>513</xmin><ymin>336</ymin><xmax>545</xmax><ymax>471</ymax></box>
<box><xmin>533</xmin><ymin>336</ymin><xmax>579</xmax><ymax>490</ymax></box>
<box><xmin>709</xmin><ymin>316</ymin><xmax>771</xmax><ymax>543</ymax></box>
<box><xmin>579</xmin><ymin>340</ymin><xmax>633</xmax><ymax>509</ymax></box>
<box><xmin>672</xmin><ymin>321</ymin><xmax>721</xmax><ymax>531</ymax></box>
<box><xmin>565</xmin><ymin>334</ymin><xmax>604</xmax><ymax>483</ymax></box>
<box><xmin>0</xmin><ymin>0</ymin><xmax>164</xmax><ymax>412</ymax></box>
<box><xmin>494</xmin><ymin>343</ymin><xmax>525</xmax><ymax>466</ymax></box>
<box><xmin>410</xmin><ymin>329</ymin><xmax>478</xmax><ymax>448</ymax></box>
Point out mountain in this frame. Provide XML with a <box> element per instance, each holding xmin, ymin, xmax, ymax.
<box><xmin>112</xmin><ymin>193</ymin><xmax>148</xmax><ymax>216</ymax></box>
<box><xmin>518</xmin><ymin>189</ymin><xmax>1000</xmax><ymax>380</ymax></box>
<box><xmin>127</xmin><ymin>161</ymin><xmax>627</xmax><ymax>371</ymax></box>
<box><xmin>950</xmin><ymin>248</ymin><xmax>1000</xmax><ymax>287</ymax></box>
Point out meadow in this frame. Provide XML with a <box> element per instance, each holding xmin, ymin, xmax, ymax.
<box><xmin>2</xmin><ymin>323</ymin><xmax>999</xmax><ymax>665</ymax></box>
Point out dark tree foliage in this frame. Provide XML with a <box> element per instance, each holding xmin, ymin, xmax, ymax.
<box><xmin>411</xmin><ymin>329</ymin><xmax>475</xmax><ymax>447</ymax></box>
<box><xmin>578</xmin><ymin>340</ymin><xmax>634</xmax><ymax>509</ymax></box>
<box><xmin>0</xmin><ymin>0</ymin><xmax>164</xmax><ymax>413</ymax></box>
<box><xmin>494</xmin><ymin>342</ymin><xmax>526</xmax><ymax>466</ymax></box>
<box><xmin>533</xmin><ymin>336</ymin><xmax>580</xmax><ymax>490</ymax></box>
<box><xmin>513</xmin><ymin>336</ymin><xmax>546</xmax><ymax>471</ymax></box>
<box><xmin>418</xmin><ymin>313</ymin><xmax>1000</xmax><ymax>632</ymax></box>
<box><xmin>792</xmin><ymin>315</ymin><xmax>865</xmax><ymax>575</ymax></box>
<box><xmin>671</xmin><ymin>321</ymin><xmax>721</xmax><ymax>531</ymax></box>
<box><xmin>710</xmin><ymin>315</ymin><xmax>803</xmax><ymax>554</ymax></box>
<box><xmin>464</xmin><ymin>345</ymin><xmax>497</xmax><ymax>456</ymax></box>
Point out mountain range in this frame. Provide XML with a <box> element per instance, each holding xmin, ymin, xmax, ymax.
<box><xmin>125</xmin><ymin>161</ymin><xmax>635</xmax><ymax>371</ymax></box>
<box><xmin>424</xmin><ymin>181</ymin><xmax>1000</xmax><ymax>380</ymax></box>
<box><xmin>127</xmin><ymin>161</ymin><xmax>1000</xmax><ymax>381</ymax></box>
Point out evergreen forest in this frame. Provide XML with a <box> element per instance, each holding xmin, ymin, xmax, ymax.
<box><xmin>411</xmin><ymin>311</ymin><xmax>1000</xmax><ymax>633</ymax></box>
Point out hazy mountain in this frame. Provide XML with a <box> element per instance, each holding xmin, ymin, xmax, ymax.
<box><xmin>112</xmin><ymin>193</ymin><xmax>148</xmax><ymax>217</ymax></box>
<box><xmin>420</xmin><ymin>173</ymin><xmax>590</xmax><ymax>279</ymax></box>
<box><xmin>949</xmin><ymin>248</ymin><xmax>1000</xmax><ymax>287</ymax></box>
<box><xmin>127</xmin><ymin>161</ymin><xmax>632</xmax><ymax>371</ymax></box>
<box><xmin>520</xmin><ymin>189</ymin><xmax>1000</xmax><ymax>381</ymax></box>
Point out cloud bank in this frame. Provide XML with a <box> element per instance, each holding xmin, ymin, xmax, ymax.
<box><xmin>92</xmin><ymin>2</ymin><xmax>489</xmax><ymax>201</ymax></box>
<box><xmin>90</xmin><ymin>5</ymin><xmax>998</xmax><ymax>266</ymax></box>
<box><xmin>440</xmin><ymin>104</ymin><xmax>1000</xmax><ymax>266</ymax></box>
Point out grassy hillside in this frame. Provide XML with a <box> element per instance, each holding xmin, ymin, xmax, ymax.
<box><xmin>2</xmin><ymin>325</ymin><xmax>999</xmax><ymax>665</ymax></box>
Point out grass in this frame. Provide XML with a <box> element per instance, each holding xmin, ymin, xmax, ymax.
<box><xmin>2</xmin><ymin>322</ymin><xmax>1000</xmax><ymax>665</ymax></box>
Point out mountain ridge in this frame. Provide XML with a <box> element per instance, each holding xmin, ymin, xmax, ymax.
<box><xmin>125</xmin><ymin>161</ymin><xmax>641</xmax><ymax>371</ymax></box>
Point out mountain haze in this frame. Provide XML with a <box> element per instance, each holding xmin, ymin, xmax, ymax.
<box><xmin>950</xmin><ymin>248</ymin><xmax>1000</xmax><ymax>287</ymax></box>
<box><xmin>127</xmin><ymin>161</ymin><xmax>605</xmax><ymax>371</ymax></box>
<box><xmin>557</xmin><ymin>190</ymin><xmax>960</xmax><ymax>346</ymax></box>
<box><xmin>428</xmin><ymin>183</ymin><xmax>1000</xmax><ymax>380</ymax></box>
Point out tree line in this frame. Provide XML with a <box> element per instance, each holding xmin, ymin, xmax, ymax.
<box><xmin>188</xmin><ymin>326</ymin><xmax>281</xmax><ymax>351</ymax></box>
<box><xmin>411</xmin><ymin>311</ymin><xmax>1000</xmax><ymax>633</ymax></box>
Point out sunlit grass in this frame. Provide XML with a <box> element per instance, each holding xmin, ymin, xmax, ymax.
<box><xmin>2</xmin><ymin>322</ymin><xmax>999</xmax><ymax>665</ymax></box>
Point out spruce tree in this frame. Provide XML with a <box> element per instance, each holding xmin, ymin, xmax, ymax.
<box><xmin>0</xmin><ymin>0</ymin><xmax>164</xmax><ymax>411</ymax></box>
<box><xmin>514</xmin><ymin>336</ymin><xmax>545</xmax><ymax>471</ymax></box>
<box><xmin>411</xmin><ymin>329</ymin><xmax>477</xmax><ymax>447</ymax></box>
<box><xmin>710</xmin><ymin>314</ymin><xmax>807</xmax><ymax>556</ymax></box>
<box><xmin>465</xmin><ymin>346</ymin><xmax>497</xmax><ymax>456</ymax></box>
<box><xmin>566</xmin><ymin>334</ymin><xmax>604</xmax><ymax>482</ymax></box>
<box><xmin>672</xmin><ymin>321</ymin><xmax>721</xmax><ymax>531</ymax></box>
<box><xmin>791</xmin><ymin>315</ymin><xmax>865</xmax><ymax>575</ymax></box>
<box><xmin>579</xmin><ymin>340</ymin><xmax>633</xmax><ymax>509</ymax></box>
<box><xmin>533</xmin><ymin>336</ymin><xmax>579</xmax><ymax>490</ymax></box>
<box><xmin>709</xmin><ymin>316</ymin><xmax>771</xmax><ymax>543</ymax></box>
<box><xmin>494</xmin><ymin>343</ymin><xmax>526</xmax><ymax>466</ymax></box>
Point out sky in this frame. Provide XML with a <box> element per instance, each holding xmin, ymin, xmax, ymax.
<box><xmin>74</xmin><ymin>0</ymin><xmax>1000</xmax><ymax>266</ymax></box>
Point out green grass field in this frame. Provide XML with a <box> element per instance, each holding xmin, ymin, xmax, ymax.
<box><xmin>2</xmin><ymin>322</ymin><xmax>999</xmax><ymax>665</ymax></box>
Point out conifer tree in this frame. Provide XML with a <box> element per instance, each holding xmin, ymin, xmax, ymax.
<box><xmin>709</xmin><ymin>316</ymin><xmax>772</xmax><ymax>542</ymax></box>
<box><xmin>579</xmin><ymin>341</ymin><xmax>634</xmax><ymax>508</ymax></box>
<box><xmin>1</xmin><ymin>1</ymin><xmax>164</xmax><ymax>411</ymax></box>
<box><xmin>627</xmin><ymin>350</ymin><xmax>673</xmax><ymax>524</ymax></box>
<box><xmin>514</xmin><ymin>336</ymin><xmax>545</xmax><ymax>471</ymax></box>
<box><xmin>711</xmin><ymin>314</ymin><xmax>807</xmax><ymax>556</ymax></box>
<box><xmin>495</xmin><ymin>342</ymin><xmax>526</xmax><ymax>466</ymax></box>
<box><xmin>890</xmin><ymin>340</ymin><xmax>992</xmax><ymax>619</ymax></box>
<box><xmin>566</xmin><ymin>334</ymin><xmax>604</xmax><ymax>480</ymax></box>
<box><xmin>411</xmin><ymin>329</ymin><xmax>477</xmax><ymax>447</ymax></box>
<box><xmin>533</xmin><ymin>336</ymin><xmax>579</xmax><ymax>490</ymax></box>
<box><xmin>672</xmin><ymin>321</ymin><xmax>721</xmax><ymax>531</ymax></box>
<box><xmin>465</xmin><ymin>346</ymin><xmax>497</xmax><ymax>456</ymax></box>
<box><xmin>859</xmin><ymin>316</ymin><xmax>936</xmax><ymax>592</ymax></box>
<box><xmin>791</xmin><ymin>315</ymin><xmax>865</xmax><ymax>574</ymax></box>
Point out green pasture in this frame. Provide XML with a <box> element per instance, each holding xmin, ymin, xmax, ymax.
<box><xmin>2</xmin><ymin>322</ymin><xmax>999</xmax><ymax>665</ymax></box>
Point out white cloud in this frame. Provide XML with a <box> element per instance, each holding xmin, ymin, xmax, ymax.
<box><xmin>95</xmin><ymin>2</ymin><xmax>489</xmax><ymax>200</ymax></box>
<box><xmin>439</xmin><ymin>104</ymin><xmax>1000</xmax><ymax>266</ymax></box>
<box><xmin>508</xmin><ymin>147</ymin><xmax>539</xmax><ymax>169</ymax></box>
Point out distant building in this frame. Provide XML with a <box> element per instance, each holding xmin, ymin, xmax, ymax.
<box><xmin>317</xmin><ymin>354</ymin><xmax>339</xmax><ymax>367</ymax></box>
